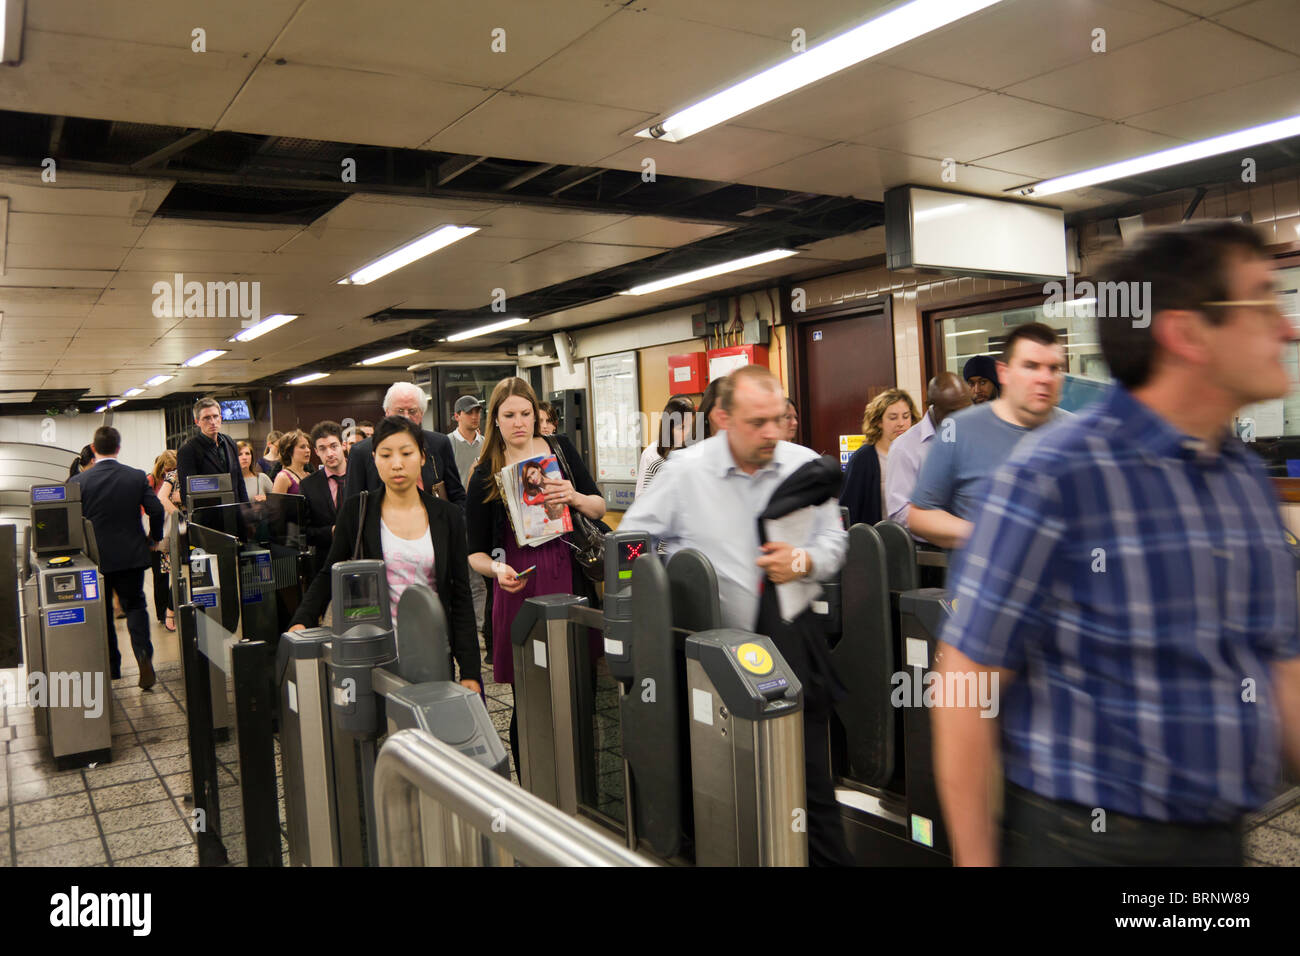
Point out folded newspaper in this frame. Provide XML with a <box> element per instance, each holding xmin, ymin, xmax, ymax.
<box><xmin>496</xmin><ymin>454</ymin><xmax>574</xmax><ymax>547</ymax></box>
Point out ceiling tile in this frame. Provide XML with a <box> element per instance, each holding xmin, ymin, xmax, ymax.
<box><xmin>136</xmin><ymin>220</ymin><xmax>303</xmax><ymax>253</ymax></box>
<box><xmin>878</xmin><ymin>0</ymin><xmax>1194</xmax><ymax>90</ymax></box>
<box><xmin>27</xmin><ymin>0</ymin><xmax>302</xmax><ymax>50</ymax></box>
<box><xmin>1003</xmin><ymin>20</ymin><xmax>1299</xmax><ymax>121</ymax></box>
<box><xmin>1214</xmin><ymin>0</ymin><xmax>1300</xmax><ymax>56</ymax></box>
<box><xmin>598</xmin><ymin>125</ymin><xmax>831</xmax><ymax>184</ymax></box>
<box><xmin>797</xmin><ymin>229</ymin><xmax>887</xmax><ymax>262</ymax></box>
<box><xmin>639</xmin><ymin>0</ymin><xmax>894</xmax><ymax>43</ymax></box>
<box><xmin>977</xmin><ymin>123</ymin><xmax>1185</xmax><ymax>179</ymax></box>
<box><xmin>6</xmin><ymin>243</ymin><xmax>131</xmax><ymax>271</ymax></box>
<box><xmin>510</xmin><ymin>8</ymin><xmax>789</xmax><ymax>114</ymax></box>
<box><xmin>861</xmin><ymin>94</ymin><xmax>1103</xmax><ymax>164</ymax></box>
<box><xmin>215</xmin><ymin>62</ymin><xmax>493</xmax><ymax>150</ymax></box>
<box><xmin>467</xmin><ymin>206</ymin><xmax>630</xmax><ymax>241</ymax></box>
<box><xmin>423</xmin><ymin>92</ymin><xmax>657</xmax><ymax>167</ymax></box>
<box><xmin>579</xmin><ymin>217</ymin><xmax>731</xmax><ymax>248</ymax></box>
<box><xmin>4</xmin><ymin>30</ymin><xmax>256</xmax><ymax>129</ymax></box>
<box><xmin>1124</xmin><ymin>69</ymin><xmax>1300</xmax><ymax>141</ymax></box>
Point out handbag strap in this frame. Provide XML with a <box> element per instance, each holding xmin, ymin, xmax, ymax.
<box><xmin>352</xmin><ymin>490</ymin><xmax>369</xmax><ymax>559</ymax></box>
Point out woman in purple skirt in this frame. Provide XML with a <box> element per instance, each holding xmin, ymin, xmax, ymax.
<box><xmin>465</xmin><ymin>377</ymin><xmax>606</xmax><ymax>767</ymax></box>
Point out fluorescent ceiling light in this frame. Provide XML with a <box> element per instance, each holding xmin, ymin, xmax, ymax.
<box><xmin>143</xmin><ymin>374</ymin><xmax>175</xmax><ymax>387</ymax></box>
<box><xmin>230</xmin><ymin>313</ymin><xmax>298</xmax><ymax>343</ymax></box>
<box><xmin>945</xmin><ymin>329</ymin><xmax>986</xmax><ymax>338</ymax></box>
<box><xmin>445</xmin><ymin>318</ymin><xmax>529</xmax><ymax>342</ymax></box>
<box><xmin>94</xmin><ymin>405</ymin><xmax>107</xmax><ymax>414</ymax></box>
<box><xmin>1014</xmin><ymin>113</ymin><xmax>1300</xmax><ymax>197</ymax></box>
<box><xmin>1</xmin><ymin>0</ymin><xmax>25</xmax><ymax>65</ymax></box>
<box><xmin>620</xmin><ymin>249</ymin><xmax>798</xmax><ymax>296</ymax></box>
<box><xmin>287</xmin><ymin>372</ymin><xmax>329</xmax><ymax>385</ymax></box>
<box><xmin>122</xmin><ymin>388</ymin><xmax>144</xmax><ymax>397</ymax></box>
<box><xmin>358</xmin><ymin>347</ymin><xmax>418</xmax><ymax>366</ymax></box>
<box><xmin>108</xmin><ymin>399</ymin><xmax>126</xmax><ymax>408</ymax></box>
<box><xmin>339</xmin><ymin>225</ymin><xmax>479</xmax><ymax>285</ymax></box>
<box><xmin>182</xmin><ymin>349</ymin><xmax>227</xmax><ymax>368</ymax></box>
<box><xmin>635</xmin><ymin>0</ymin><xmax>1004</xmax><ymax>142</ymax></box>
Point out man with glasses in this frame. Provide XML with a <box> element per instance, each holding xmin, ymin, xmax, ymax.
<box><xmin>177</xmin><ymin>397</ymin><xmax>250</xmax><ymax>505</ymax></box>
<box><xmin>933</xmin><ymin>220</ymin><xmax>1300</xmax><ymax>866</ymax></box>
<box><xmin>343</xmin><ymin>382</ymin><xmax>465</xmax><ymax>505</ymax></box>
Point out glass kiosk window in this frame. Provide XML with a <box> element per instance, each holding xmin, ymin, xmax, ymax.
<box><xmin>341</xmin><ymin>573</ymin><xmax>383</xmax><ymax>623</ymax></box>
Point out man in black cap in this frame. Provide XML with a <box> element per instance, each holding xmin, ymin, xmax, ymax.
<box><xmin>962</xmin><ymin>355</ymin><xmax>1001</xmax><ymax>404</ymax></box>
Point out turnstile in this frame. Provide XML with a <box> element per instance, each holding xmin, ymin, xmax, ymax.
<box><xmin>278</xmin><ymin>560</ymin><xmax>506</xmax><ymax>867</ymax></box>
<box><xmin>19</xmin><ymin>484</ymin><xmax>112</xmax><ymax>768</ymax></box>
<box><xmin>831</xmin><ymin>519</ymin><xmax>952</xmax><ymax>864</ymax></box>
<box><xmin>512</xmin><ymin>531</ymin><xmax>808</xmax><ymax>866</ymax></box>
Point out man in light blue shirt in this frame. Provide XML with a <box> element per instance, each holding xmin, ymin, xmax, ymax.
<box><xmin>885</xmin><ymin>371</ymin><xmax>972</xmax><ymax>534</ymax></box>
<box><xmin>621</xmin><ymin>364</ymin><xmax>850</xmax><ymax>865</ymax></box>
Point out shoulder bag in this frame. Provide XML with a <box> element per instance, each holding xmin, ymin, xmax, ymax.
<box><xmin>545</xmin><ymin>436</ymin><xmax>608</xmax><ymax>583</ymax></box>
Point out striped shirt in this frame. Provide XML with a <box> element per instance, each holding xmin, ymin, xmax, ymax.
<box><xmin>944</xmin><ymin>383</ymin><xmax>1299</xmax><ymax>823</ymax></box>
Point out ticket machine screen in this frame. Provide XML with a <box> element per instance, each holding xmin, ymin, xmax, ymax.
<box><xmin>341</xmin><ymin>572</ymin><xmax>383</xmax><ymax>623</ymax></box>
<box><xmin>33</xmin><ymin>509</ymin><xmax>70</xmax><ymax>551</ymax></box>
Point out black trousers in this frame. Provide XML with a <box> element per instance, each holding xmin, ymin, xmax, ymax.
<box><xmin>103</xmin><ymin>567</ymin><xmax>153</xmax><ymax>679</ymax></box>
<box><xmin>150</xmin><ymin>552</ymin><xmax>172</xmax><ymax>621</ymax></box>
<box><xmin>1000</xmin><ymin>782</ymin><xmax>1244</xmax><ymax>866</ymax></box>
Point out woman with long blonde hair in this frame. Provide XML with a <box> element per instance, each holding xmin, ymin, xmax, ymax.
<box><xmin>841</xmin><ymin>387</ymin><xmax>920</xmax><ymax>526</ymax></box>
<box><xmin>464</xmin><ymin>377</ymin><xmax>605</xmax><ymax>764</ymax></box>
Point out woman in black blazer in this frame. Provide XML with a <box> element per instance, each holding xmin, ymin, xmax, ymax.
<box><xmin>289</xmin><ymin>416</ymin><xmax>481</xmax><ymax>692</ymax></box>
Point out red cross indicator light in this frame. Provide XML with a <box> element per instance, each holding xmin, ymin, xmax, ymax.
<box><xmin>623</xmin><ymin>542</ymin><xmax>644</xmax><ymax>561</ymax></box>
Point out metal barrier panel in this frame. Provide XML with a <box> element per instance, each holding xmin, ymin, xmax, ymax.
<box><xmin>374</xmin><ymin>730</ymin><xmax>654</xmax><ymax>867</ymax></box>
<box><xmin>0</xmin><ymin>524</ymin><xmax>19</xmax><ymax>668</ymax></box>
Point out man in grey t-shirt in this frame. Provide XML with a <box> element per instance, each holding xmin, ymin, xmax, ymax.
<box><xmin>910</xmin><ymin>323</ymin><xmax>1069</xmax><ymax>550</ymax></box>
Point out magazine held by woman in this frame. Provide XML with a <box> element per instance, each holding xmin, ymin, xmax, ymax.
<box><xmin>496</xmin><ymin>453</ymin><xmax>574</xmax><ymax>546</ymax></box>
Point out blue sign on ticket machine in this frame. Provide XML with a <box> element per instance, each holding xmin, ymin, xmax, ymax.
<box><xmin>20</xmin><ymin>483</ymin><xmax>113</xmax><ymax>768</ymax></box>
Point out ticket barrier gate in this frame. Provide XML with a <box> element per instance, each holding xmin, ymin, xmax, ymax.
<box><xmin>512</xmin><ymin>532</ymin><xmax>807</xmax><ymax>866</ymax></box>
<box><xmin>17</xmin><ymin>484</ymin><xmax>113</xmax><ymax>768</ymax></box>
<box><xmin>278</xmin><ymin>560</ymin><xmax>507</xmax><ymax>867</ymax></box>
<box><xmin>829</xmin><ymin>519</ymin><xmax>951</xmax><ymax>864</ymax></box>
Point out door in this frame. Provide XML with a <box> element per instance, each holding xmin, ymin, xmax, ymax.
<box><xmin>796</xmin><ymin>302</ymin><xmax>895</xmax><ymax>459</ymax></box>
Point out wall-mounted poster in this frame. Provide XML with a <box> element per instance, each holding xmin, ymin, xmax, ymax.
<box><xmin>590</xmin><ymin>351</ymin><xmax>641</xmax><ymax>483</ymax></box>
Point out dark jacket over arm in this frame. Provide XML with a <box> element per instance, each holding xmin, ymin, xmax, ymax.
<box><xmin>289</xmin><ymin>488</ymin><xmax>481</xmax><ymax>683</ymax></box>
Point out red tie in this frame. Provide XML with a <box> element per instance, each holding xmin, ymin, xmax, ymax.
<box><xmin>329</xmin><ymin>474</ymin><xmax>342</xmax><ymax>506</ymax></box>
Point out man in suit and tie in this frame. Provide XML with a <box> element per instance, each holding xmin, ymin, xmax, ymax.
<box><xmin>176</xmin><ymin>397</ymin><xmax>250</xmax><ymax>506</ymax></box>
<box><xmin>300</xmin><ymin>420</ymin><xmax>347</xmax><ymax>573</ymax></box>
<box><xmin>70</xmin><ymin>426</ymin><xmax>166</xmax><ymax>689</ymax></box>
<box><xmin>343</xmin><ymin>382</ymin><xmax>466</xmax><ymax>506</ymax></box>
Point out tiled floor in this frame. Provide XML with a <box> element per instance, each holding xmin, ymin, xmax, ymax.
<box><xmin>4</xmin><ymin>605</ymin><xmax>1299</xmax><ymax>866</ymax></box>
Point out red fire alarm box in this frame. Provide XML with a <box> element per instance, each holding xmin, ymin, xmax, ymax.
<box><xmin>706</xmin><ymin>344</ymin><xmax>770</xmax><ymax>381</ymax></box>
<box><xmin>667</xmin><ymin>352</ymin><xmax>708</xmax><ymax>394</ymax></box>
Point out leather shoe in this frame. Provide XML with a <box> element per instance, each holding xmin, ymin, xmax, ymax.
<box><xmin>138</xmin><ymin>657</ymin><xmax>156</xmax><ymax>691</ymax></box>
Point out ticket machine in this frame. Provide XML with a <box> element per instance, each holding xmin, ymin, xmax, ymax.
<box><xmin>20</xmin><ymin>484</ymin><xmax>113</xmax><ymax>768</ymax></box>
<box><xmin>278</xmin><ymin>559</ymin><xmax>506</xmax><ymax>866</ymax></box>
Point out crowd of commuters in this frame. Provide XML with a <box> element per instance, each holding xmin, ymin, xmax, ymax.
<box><xmin>74</xmin><ymin>220</ymin><xmax>1297</xmax><ymax>867</ymax></box>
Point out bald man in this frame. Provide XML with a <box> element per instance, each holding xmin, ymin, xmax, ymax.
<box><xmin>884</xmin><ymin>372</ymin><xmax>972</xmax><ymax>535</ymax></box>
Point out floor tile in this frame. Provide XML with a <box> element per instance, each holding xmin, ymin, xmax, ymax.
<box><xmin>13</xmin><ymin>814</ymin><xmax>100</xmax><ymax>853</ymax></box>
<box><xmin>151</xmin><ymin>755</ymin><xmax>191</xmax><ymax>776</ymax></box>
<box><xmin>12</xmin><ymin>792</ymin><xmax>94</xmax><ymax>827</ymax></box>
<box><xmin>91</xmin><ymin>778</ymin><xmax>170</xmax><ymax>812</ymax></box>
<box><xmin>1263</xmin><ymin>804</ymin><xmax>1300</xmax><ymax>836</ymax></box>
<box><xmin>160</xmin><ymin>772</ymin><xmax>191</xmax><ymax>798</ymax></box>
<box><xmin>5</xmin><ymin>735</ymin><xmax>43</xmax><ymax>754</ymax></box>
<box><xmin>116</xmin><ymin>844</ymin><xmax>197</xmax><ymax>867</ymax></box>
<box><xmin>16</xmin><ymin>835</ymin><xmax>105</xmax><ymax>867</ymax></box>
<box><xmin>105</xmin><ymin>820</ymin><xmax>193</xmax><ymax>859</ymax></box>
<box><xmin>98</xmin><ymin>799</ymin><xmax>185</xmax><ymax>834</ymax></box>
<box><xmin>85</xmin><ymin>760</ymin><xmax>157</xmax><ymax>788</ymax></box>
<box><xmin>9</xmin><ymin>775</ymin><xmax>86</xmax><ymax>802</ymax></box>
<box><xmin>1244</xmin><ymin>826</ymin><xmax>1300</xmax><ymax>866</ymax></box>
<box><xmin>143</xmin><ymin>739</ymin><xmax>190</xmax><ymax>760</ymax></box>
<box><xmin>137</xmin><ymin>724</ymin><xmax>189</xmax><ymax>743</ymax></box>
<box><xmin>7</xmin><ymin>761</ymin><xmax>83</xmax><ymax>785</ymax></box>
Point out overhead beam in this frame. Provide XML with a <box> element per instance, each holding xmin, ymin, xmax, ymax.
<box><xmin>500</xmin><ymin>163</ymin><xmax>556</xmax><ymax>191</ymax></box>
<box><xmin>129</xmin><ymin>129</ymin><xmax>212</xmax><ymax>172</ymax></box>
<box><xmin>436</xmin><ymin>154</ymin><xmax>488</xmax><ymax>185</ymax></box>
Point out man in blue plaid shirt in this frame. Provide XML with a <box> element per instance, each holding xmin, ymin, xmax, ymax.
<box><xmin>934</xmin><ymin>220</ymin><xmax>1300</xmax><ymax>866</ymax></box>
